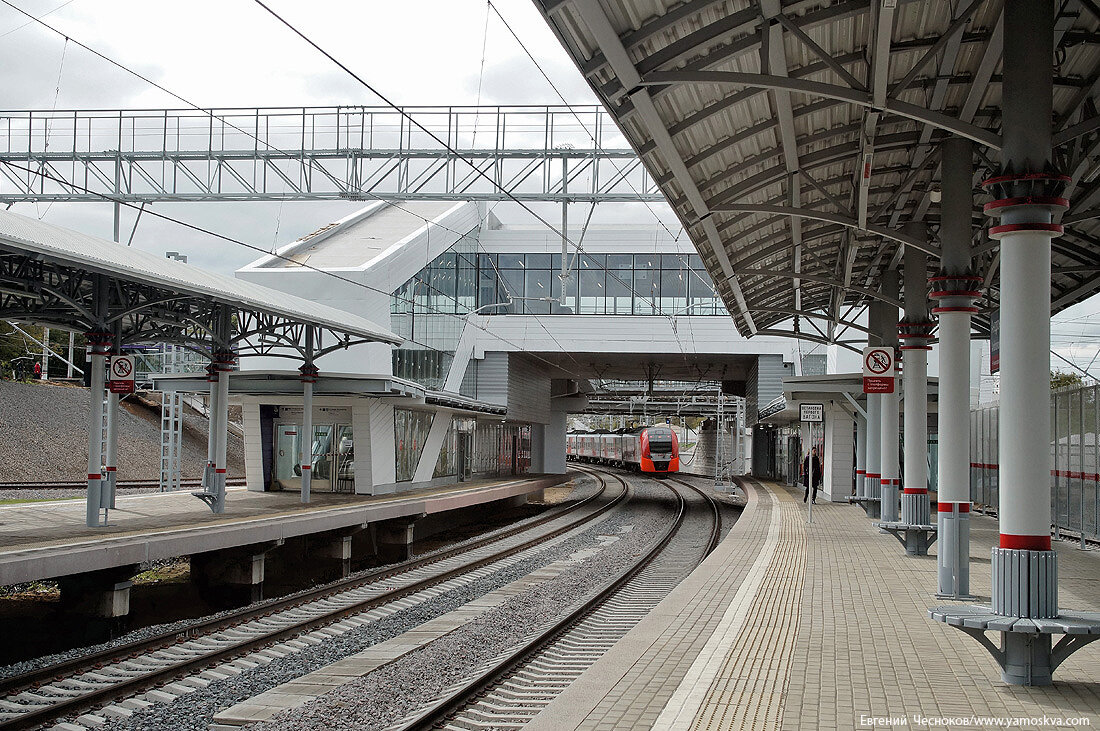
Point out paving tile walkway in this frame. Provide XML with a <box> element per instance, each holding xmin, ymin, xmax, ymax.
<box><xmin>528</xmin><ymin>479</ymin><xmax>1100</xmax><ymax>731</ymax></box>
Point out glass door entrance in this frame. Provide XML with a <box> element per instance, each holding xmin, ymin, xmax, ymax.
<box><xmin>272</xmin><ymin>422</ymin><xmax>353</xmax><ymax>493</ymax></box>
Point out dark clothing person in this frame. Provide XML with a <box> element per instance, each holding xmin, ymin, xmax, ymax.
<box><xmin>802</xmin><ymin>453</ymin><xmax>822</xmax><ymax>504</ymax></box>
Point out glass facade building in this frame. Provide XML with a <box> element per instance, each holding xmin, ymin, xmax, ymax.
<box><xmin>389</xmin><ymin>243</ymin><xmax>728</xmax><ymax>389</ymax></box>
<box><xmin>391</xmin><ymin>250</ymin><xmax>727</xmax><ymax>319</ymax></box>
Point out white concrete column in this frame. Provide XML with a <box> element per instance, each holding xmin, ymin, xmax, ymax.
<box><xmin>880</xmin><ymin>385</ymin><xmax>901</xmax><ymax>523</ymax></box>
<box><xmin>85</xmin><ymin>334</ymin><xmax>109</xmax><ymax>528</ymax></box>
<box><xmin>933</xmin><ymin>135</ymin><xmax>978</xmax><ymax>598</ymax></box>
<box><xmin>879</xmin><ymin>272</ymin><xmax>901</xmax><ymax>524</ymax></box>
<box><xmin>855</xmin><ymin>414</ymin><xmax>867</xmax><ymax>497</ymax></box>
<box><xmin>104</xmin><ymin>389</ymin><xmax>119</xmax><ymax>510</ymax></box>
<box><xmin>204</xmin><ymin>362</ymin><xmax>220</xmax><ymax>493</ymax></box>
<box><xmin>864</xmin><ymin>394</ymin><xmax>881</xmax><ymax>517</ymax></box>
<box><xmin>212</xmin><ymin>353</ymin><xmax>232</xmax><ymax>514</ymax></box>
<box><xmin>983</xmin><ymin>1</ymin><xmax>1061</xmax><ymax>629</ymax></box>
<box><xmin>900</xmin><ymin>227</ymin><xmax>935</xmax><ymax>530</ymax></box>
<box><xmin>902</xmin><ymin>349</ymin><xmax>930</xmax><ymax>522</ymax></box>
<box><xmin>823</xmin><ymin>405</ymin><xmax>854</xmax><ymax>502</ymax></box>
<box><xmin>998</xmin><ymin>234</ymin><xmax>1053</xmax><ymax>551</ymax></box>
<box><xmin>542</xmin><ymin>410</ymin><xmax>567</xmax><ymax>474</ymax></box>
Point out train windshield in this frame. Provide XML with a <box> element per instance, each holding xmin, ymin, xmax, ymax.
<box><xmin>648</xmin><ymin>428</ymin><xmax>674</xmax><ymax>453</ymax></box>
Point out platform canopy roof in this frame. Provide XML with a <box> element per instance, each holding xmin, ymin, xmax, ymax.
<box><xmin>0</xmin><ymin>210</ymin><xmax>401</xmax><ymax>353</ymax></box>
<box><xmin>535</xmin><ymin>0</ymin><xmax>1100</xmax><ymax>341</ymax></box>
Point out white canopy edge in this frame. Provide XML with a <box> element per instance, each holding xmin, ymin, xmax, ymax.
<box><xmin>0</xmin><ymin>210</ymin><xmax>401</xmax><ymax>345</ymax></box>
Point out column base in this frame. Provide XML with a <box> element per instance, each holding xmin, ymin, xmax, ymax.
<box><xmin>901</xmin><ymin>492</ymin><xmax>931</xmax><ymax>526</ymax></box>
<box><xmin>992</xmin><ymin>547</ymin><xmax>1058</xmax><ymax>618</ymax></box>
<box><xmin>937</xmin><ymin>506</ymin><xmax>971</xmax><ymax>598</ymax></box>
<box><xmin>880</xmin><ymin>484</ymin><xmax>899</xmax><ymax>523</ymax></box>
<box><xmin>930</xmin><ymin>605</ymin><xmax>1100</xmax><ymax>686</ymax></box>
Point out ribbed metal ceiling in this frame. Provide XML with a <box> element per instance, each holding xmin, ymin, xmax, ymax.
<box><xmin>535</xmin><ymin>0</ymin><xmax>1100</xmax><ymax>343</ymax></box>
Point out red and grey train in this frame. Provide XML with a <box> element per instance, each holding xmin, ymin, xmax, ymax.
<box><xmin>565</xmin><ymin>426</ymin><xmax>680</xmax><ymax>474</ymax></box>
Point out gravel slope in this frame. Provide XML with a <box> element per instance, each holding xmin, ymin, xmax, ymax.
<box><xmin>0</xmin><ymin>380</ymin><xmax>244</xmax><ymax>482</ymax></box>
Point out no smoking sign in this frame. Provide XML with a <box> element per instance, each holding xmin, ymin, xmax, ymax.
<box><xmin>862</xmin><ymin>346</ymin><xmax>895</xmax><ymax>394</ymax></box>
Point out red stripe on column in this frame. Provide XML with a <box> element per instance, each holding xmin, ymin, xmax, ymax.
<box><xmin>903</xmin><ymin>488</ymin><xmax>928</xmax><ymax>494</ymax></box>
<box><xmin>215</xmin><ymin>468</ymin><xmax>227</xmax><ymax>474</ymax></box>
<box><xmin>880</xmin><ymin>478</ymin><xmax>900</xmax><ymax>486</ymax></box>
<box><xmin>104</xmin><ymin>466</ymin><xmax>116</xmax><ymax>472</ymax></box>
<box><xmin>865</xmin><ymin>472</ymin><xmax>880</xmax><ymax>479</ymax></box>
<box><xmin>856</xmin><ymin>470</ymin><xmax>866</xmax><ymax>475</ymax></box>
<box><xmin>301</xmin><ymin>465</ymin><xmax>311</xmax><ymax>470</ymax></box>
<box><xmin>87</xmin><ymin>473</ymin><xmax>101</xmax><ymax>480</ymax></box>
<box><xmin>999</xmin><ymin>533</ymin><xmax>1052</xmax><ymax>551</ymax></box>
<box><xmin>937</xmin><ymin>502</ymin><xmax>970</xmax><ymax>513</ymax></box>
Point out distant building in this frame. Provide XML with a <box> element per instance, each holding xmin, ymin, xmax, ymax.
<box><xmin>234</xmin><ymin>202</ymin><xmax>801</xmax><ymax>494</ymax></box>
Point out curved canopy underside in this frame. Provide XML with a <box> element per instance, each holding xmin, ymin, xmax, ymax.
<box><xmin>535</xmin><ymin>0</ymin><xmax>1100</xmax><ymax>340</ymax></box>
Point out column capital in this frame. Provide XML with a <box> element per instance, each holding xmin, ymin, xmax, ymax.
<box><xmin>898</xmin><ymin>318</ymin><xmax>936</xmax><ymax>351</ymax></box>
<box><xmin>982</xmin><ymin>171</ymin><xmax>1070</xmax><ymax>239</ymax></box>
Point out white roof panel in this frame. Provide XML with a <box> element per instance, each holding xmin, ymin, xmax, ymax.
<box><xmin>0</xmin><ymin>210</ymin><xmax>401</xmax><ymax>345</ymax></box>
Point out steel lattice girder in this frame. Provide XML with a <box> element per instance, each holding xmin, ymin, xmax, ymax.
<box><xmin>0</xmin><ymin>105</ymin><xmax>663</xmax><ymax>204</ymax></box>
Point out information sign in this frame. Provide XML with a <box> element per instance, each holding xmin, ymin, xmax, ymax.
<box><xmin>799</xmin><ymin>403</ymin><xmax>824</xmax><ymax>423</ymax></box>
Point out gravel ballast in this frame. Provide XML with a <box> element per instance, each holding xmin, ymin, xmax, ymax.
<box><xmin>0</xmin><ymin>380</ymin><xmax>243</xmax><ymax>482</ymax></box>
<box><xmin>0</xmin><ymin>476</ymin><xmax>601</xmax><ymax>682</ymax></box>
<box><xmin>95</xmin><ymin>477</ymin><xmax>674</xmax><ymax>731</ymax></box>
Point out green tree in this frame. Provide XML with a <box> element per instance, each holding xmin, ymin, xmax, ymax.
<box><xmin>1051</xmin><ymin>370</ymin><xmax>1084</xmax><ymax>389</ymax></box>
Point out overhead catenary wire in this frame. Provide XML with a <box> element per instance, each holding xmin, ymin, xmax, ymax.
<box><xmin>1</xmin><ymin>0</ymin><xmax>717</xmax><ymax>394</ymax></box>
<box><xmin>248</xmin><ymin>0</ymin><xmax>682</xmax><ymax>326</ymax></box>
<box><xmin>0</xmin><ymin>0</ymin><xmax>604</xmax><ymax>382</ymax></box>
<box><xmin>0</xmin><ymin>159</ymin><xmax>600</xmax><ymax>384</ymax></box>
<box><xmin>3</xmin><ymin>0</ymin><xmax>689</xmax><ymax>355</ymax></box>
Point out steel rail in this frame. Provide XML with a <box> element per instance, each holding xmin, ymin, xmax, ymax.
<box><xmin>395</xmin><ymin>469</ymin><xmax>702</xmax><ymax>731</ymax></box>
<box><xmin>0</xmin><ymin>469</ymin><xmax>622</xmax><ymax>730</ymax></box>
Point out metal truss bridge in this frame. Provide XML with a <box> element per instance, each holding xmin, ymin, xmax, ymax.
<box><xmin>0</xmin><ymin>105</ymin><xmax>663</xmax><ymax>204</ymax></box>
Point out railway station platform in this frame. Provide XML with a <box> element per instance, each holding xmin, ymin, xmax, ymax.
<box><xmin>0</xmin><ymin>473</ymin><xmax>568</xmax><ymax>588</ymax></box>
<box><xmin>527</xmin><ymin>479</ymin><xmax>1100</xmax><ymax>730</ymax></box>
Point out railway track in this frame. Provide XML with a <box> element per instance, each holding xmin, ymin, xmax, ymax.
<box><xmin>0</xmin><ymin>468</ymin><xmax>620</xmax><ymax>730</ymax></box>
<box><xmin>393</xmin><ymin>471</ymin><xmax>726</xmax><ymax>731</ymax></box>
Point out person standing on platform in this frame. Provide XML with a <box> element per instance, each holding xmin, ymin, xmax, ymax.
<box><xmin>33</xmin><ymin>361</ymin><xmax>41</xmax><ymax>379</ymax></box>
<box><xmin>802</xmin><ymin>447</ymin><xmax>822</xmax><ymax>504</ymax></box>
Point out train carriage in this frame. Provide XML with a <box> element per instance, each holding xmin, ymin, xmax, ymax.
<box><xmin>566</xmin><ymin>426</ymin><xmax>679</xmax><ymax>474</ymax></box>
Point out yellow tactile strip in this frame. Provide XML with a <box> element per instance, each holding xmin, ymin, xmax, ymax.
<box><xmin>689</xmin><ymin>487</ymin><xmax>805</xmax><ymax>731</ymax></box>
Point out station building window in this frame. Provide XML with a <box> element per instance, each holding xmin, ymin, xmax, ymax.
<box><xmin>390</xmin><ymin>248</ymin><xmax>727</xmax><ymax>321</ymax></box>
<box><xmin>394</xmin><ymin>408</ymin><xmax>433</xmax><ymax>482</ymax></box>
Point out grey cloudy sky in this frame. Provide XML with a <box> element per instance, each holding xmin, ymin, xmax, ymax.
<box><xmin>1</xmin><ymin>0</ymin><xmax>676</xmax><ymax>272</ymax></box>
<box><xmin>3</xmin><ymin>0</ymin><xmax>1098</xmax><ymax>381</ymax></box>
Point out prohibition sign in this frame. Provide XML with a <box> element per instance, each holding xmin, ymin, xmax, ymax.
<box><xmin>862</xmin><ymin>346</ymin><xmax>895</xmax><ymax>394</ymax></box>
<box><xmin>865</xmin><ymin>349</ymin><xmax>891</xmax><ymax>375</ymax></box>
<box><xmin>111</xmin><ymin>357</ymin><xmax>133</xmax><ymax>379</ymax></box>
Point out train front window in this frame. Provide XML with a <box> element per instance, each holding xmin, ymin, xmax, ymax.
<box><xmin>648</xmin><ymin>429</ymin><xmax>673</xmax><ymax>453</ymax></box>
